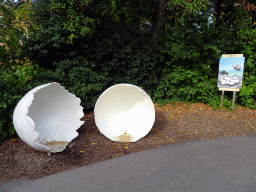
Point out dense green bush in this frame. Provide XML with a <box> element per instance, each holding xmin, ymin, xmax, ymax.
<box><xmin>0</xmin><ymin>1</ymin><xmax>48</xmax><ymax>143</ymax></box>
<box><xmin>2</xmin><ymin>0</ymin><xmax>256</xmax><ymax>144</ymax></box>
<box><xmin>0</xmin><ymin>64</ymin><xmax>45</xmax><ymax>143</ymax></box>
<box><xmin>25</xmin><ymin>17</ymin><xmax>163</xmax><ymax>110</ymax></box>
<box><xmin>19</xmin><ymin>0</ymin><xmax>113</xmax><ymax>72</ymax></box>
<box><xmin>1</xmin><ymin>0</ymin><xmax>163</xmax><ymax>142</ymax></box>
<box><xmin>235</xmin><ymin>26</ymin><xmax>256</xmax><ymax>109</ymax></box>
<box><xmin>152</xmin><ymin>1</ymin><xmax>221</xmax><ymax>105</ymax></box>
<box><xmin>152</xmin><ymin>0</ymin><xmax>256</xmax><ymax>110</ymax></box>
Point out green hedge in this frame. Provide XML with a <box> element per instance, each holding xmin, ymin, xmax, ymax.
<box><xmin>24</xmin><ymin>17</ymin><xmax>163</xmax><ymax>110</ymax></box>
<box><xmin>0</xmin><ymin>65</ymin><xmax>45</xmax><ymax>143</ymax></box>
<box><xmin>151</xmin><ymin>0</ymin><xmax>256</xmax><ymax>110</ymax></box>
<box><xmin>1</xmin><ymin>0</ymin><xmax>256</xmax><ymax>143</ymax></box>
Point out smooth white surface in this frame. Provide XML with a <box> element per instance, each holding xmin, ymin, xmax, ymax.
<box><xmin>13</xmin><ymin>82</ymin><xmax>84</xmax><ymax>153</ymax></box>
<box><xmin>94</xmin><ymin>84</ymin><xmax>155</xmax><ymax>142</ymax></box>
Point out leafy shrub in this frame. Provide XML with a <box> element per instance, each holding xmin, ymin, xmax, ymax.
<box><xmin>2</xmin><ymin>0</ymin><xmax>163</xmax><ymax>142</ymax></box>
<box><xmin>239</xmin><ymin>80</ymin><xmax>256</xmax><ymax>109</ymax></box>
<box><xmin>19</xmin><ymin>0</ymin><xmax>114</xmax><ymax>72</ymax></box>
<box><xmin>234</xmin><ymin>26</ymin><xmax>256</xmax><ymax>109</ymax></box>
<box><xmin>25</xmin><ymin>17</ymin><xmax>163</xmax><ymax>111</ymax></box>
<box><xmin>0</xmin><ymin>1</ymin><xmax>47</xmax><ymax>143</ymax></box>
<box><xmin>152</xmin><ymin>2</ymin><xmax>221</xmax><ymax>105</ymax></box>
<box><xmin>152</xmin><ymin>0</ymin><xmax>256</xmax><ymax>111</ymax></box>
<box><xmin>0</xmin><ymin>64</ymin><xmax>45</xmax><ymax>143</ymax></box>
<box><xmin>3</xmin><ymin>0</ymin><xmax>256</xmax><ymax>144</ymax></box>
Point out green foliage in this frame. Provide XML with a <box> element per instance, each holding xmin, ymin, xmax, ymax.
<box><xmin>47</xmin><ymin>0</ymin><xmax>113</xmax><ymax>45</ymax></box>
<box><xmin>0</xmin><ymin>0</ymin><xmax>42</xmax><ymax>73</ymax></box>
<box><xmin>18</xmin><ymin>0</ymin><xmax>70</xmax><ymax>72</ymax></box>
<box><xmin>109</xmin><ymin>0</ymin><xmax>155</xmax><ymax>30</ymax></box>
<box><xmin>25</xmin><ymin>17</ymin><xmax>163</xmax><ymax>111</ymax></box>
<box><xmin>206</xmin><ymin>95</ymin><xmax>237</xmax><ymax>111</ymax></box>
<box><xmin>152</xmin><ymin>0</ymin><xmax>220</xmax><ymax>104</ymax></box>
<box><xmin>0</xmin><ymin>64</ymin><xmax>45</xmax><ymax>144</ymax></box>
<box><xmin>239</xmin><ymin>82</ymin><xmax>256</xmax><ymax>109</ymax></box>
<box><xmin>152</xmin><ymin>0</ymin><xmax>256</xmax><ymax>111</ymax></box>
<box><xmin>1</xmin><ymin>0</ymin><xmax>116</xmax><ymax>142</ymax></box>
<box><xmin>0</xmin><ymin>78</ymin><xmax>22</xmax><ymax>144</ymax></box>
<box><xmin>0</xmin><ymin>0</ymin><xmax>48</xmax><ymax>142</ymax></box>
<box><xmin>19</xmin><ymin>0</ymin><xmax>115</xmax><ymax>72</ymax></box>
<box><xmin>0</xmin><ymin>2</ymin><xmax>24</xmax><ymax>69</ymax></box>
<box><xmin>2</xmin><ymin>0</ymin><xmax>256</xmax><ymax>143</ymax></box>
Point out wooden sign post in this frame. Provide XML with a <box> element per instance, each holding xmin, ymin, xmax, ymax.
<box><xmin>218</xmin><ymin>54</ymin><xmax>245</xmax><ymax>110</ymax></box>
<box><xmin>219</xmin><ymin>87</ymin><xmax>240</xmax><ymax>110</ymax></box>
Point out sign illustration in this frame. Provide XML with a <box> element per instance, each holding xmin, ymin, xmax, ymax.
<box><xmin>217</xmin><ymin>57</ymin><xmax>245</xmax><ymax>89</ymax></box>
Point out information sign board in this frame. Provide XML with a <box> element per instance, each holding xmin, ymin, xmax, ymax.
<box><xmin>218</xmin><ymin>54</ymin><xmax>245</xmax><ymax>110</ymax></box>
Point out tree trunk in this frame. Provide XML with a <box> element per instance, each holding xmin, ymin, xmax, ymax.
<box><xmin>213</xmin><ymin>0</ymin><xmax>223</xmax><ymax>29</ymax></box>
<box><xmin>150</xmin><ymin>0</ymin><xmax>169</xmax><ymax>40</ymax></box>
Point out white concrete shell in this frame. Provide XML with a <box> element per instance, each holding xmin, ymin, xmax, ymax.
<box><xmin>94</xmin><ymin>83</ymin><xmax>155</xmax><ymax>142</ymax></box>
<box><xmin>13</xmin><ymin>82</ymin><xmax>84</xmax><ymax>154</ymax></box>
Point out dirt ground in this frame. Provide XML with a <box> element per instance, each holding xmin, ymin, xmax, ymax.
<box><xmin>0</xmin><ymin>101</ymin><xmax>256</xmax><ymax>182</ymax></box>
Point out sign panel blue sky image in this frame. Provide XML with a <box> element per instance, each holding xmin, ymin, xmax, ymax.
<box><xmin>219</xmin><ymin>57</ymin><xmax>245</xmax><ymax>77</ymax></box>
<box><xmin>217</xmin><ymin>57</ymin><xmax>245</xmax><ymax>89</ymax></box>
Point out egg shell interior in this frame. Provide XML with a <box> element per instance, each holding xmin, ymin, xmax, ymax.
<box><xmin>94</xmin><ymin>83</ymin><xmax>155</xmax><ymax>142</ymax></box>
<box><xmin>13</xmin><ymin>82</ymin><xmax>84</xmax><ymax>153</ymax></box>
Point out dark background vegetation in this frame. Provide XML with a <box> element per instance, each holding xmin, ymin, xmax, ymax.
<box><xmin>0</xmin><ymin>0</ymin><xmax>256</xmax><ymax>143</ymax></box>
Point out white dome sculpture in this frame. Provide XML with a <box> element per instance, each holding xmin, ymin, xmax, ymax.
<box><xmin>94</xmin><ymin>83</ymin><xmax>155</xmax><ymax>142</ymax></box>
<box><xmin>13</xmin><ymin>82</ymin><xmax>84</xmax><ymax>154</ymax></box>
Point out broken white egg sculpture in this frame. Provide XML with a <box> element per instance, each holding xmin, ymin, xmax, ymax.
<box><xmin>94</xmin><ymin>83</ymin><xmax>155</xmax><ymax>142</ymax></box>
<box><xmin>13</xmin><ymin>82</ymin><xmax>84</xmax><ymax>154</ymax></box>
